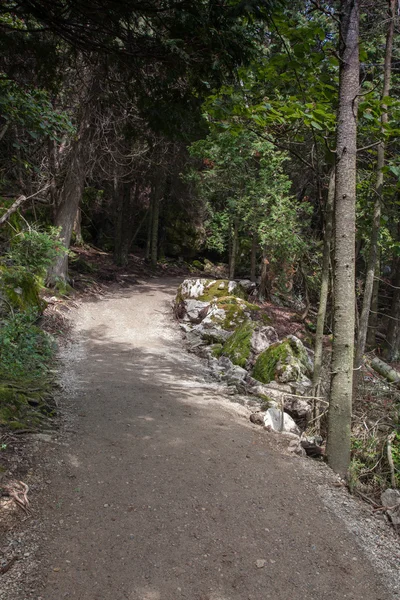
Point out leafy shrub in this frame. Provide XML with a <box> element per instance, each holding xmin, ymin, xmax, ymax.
<box><xmin>8</xmin><ymin>227</ymin><xmax>65</xmax><ymax>277</ymax></box>
<box><xmin>0</xmin><ymin>310</ymin><xmax>54</xmax><ymax>381</ymax></box>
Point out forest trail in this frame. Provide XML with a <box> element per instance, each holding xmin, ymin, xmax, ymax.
<box><xmin>37</xmin><ymin>278</ymin><xmax>389</xmax><ymax>600</ymax></box>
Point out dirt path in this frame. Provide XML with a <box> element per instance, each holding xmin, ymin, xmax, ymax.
<box><xmin>12</xmin><ymin>279</ymin><xmax>397</xmax><ymax>599</ymax></box>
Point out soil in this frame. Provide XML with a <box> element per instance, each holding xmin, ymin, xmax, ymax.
<box><xmin>1</xmin><ymin>277</ymin><xmax>400</xmax><ymax>600</ymax></box>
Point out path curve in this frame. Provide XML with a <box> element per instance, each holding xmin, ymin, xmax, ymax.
<box><xmin>36</xmin><ymin>279</ymin><xmax>392</xmax><ymax>599</ymax></box>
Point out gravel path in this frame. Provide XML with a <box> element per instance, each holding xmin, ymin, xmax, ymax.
<box><xmin>15</xmin><ymin>279</ymin><xmax>399</xmax><ymax>599</ymax></box>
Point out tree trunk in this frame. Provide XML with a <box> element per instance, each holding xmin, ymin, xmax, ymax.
<box><xmin>326</xmin><ymin>0</ymin><xmax>359</xmax><ymax>479</ymax></box>
<box><xmin>366</xmin><ymin>254</ymin><xmax>379</xmax><ymax>349</ymax></box>
<box><xmin>386</xmin><ymin>254</ymin><xmax>400</xmax><ymax>360</ymax></box>
<box><xmin>312</xmin><ymin>169</ymin><xmax>335</xmax><ymax>425</ymax></box>
<box><xmin>259</xmin><ymin>254</ymin><xmax>270</xmax><ymax>302</ymax></box>
<box><xmin>145</xmin><ymin>202</ymin><xmax>152</xmax><ymax>263</ymax></box>
<box><xmin>354</xmin><ymin>0</ymin><xmax>394</xmax><ymax>381</ymax></box>
<box><xmin>47</xmin><ymin>105</ymin><xmax>92</xmax><ymax>284</ymax></box>
<box><xmin>73</xmin><ymin>207</ymin><xmax>83</xmax><ymax>245</ymax></box>
<box><xmin>114</xmin><ymin>182</ymin><xmax>132</xmax><ymax>267</ymax></box>
<box><xmin>150</xmin><ymin>178</ymin><xmax>164</xmax><ymax>269</ymax></box>
<box><xmin>250</xmin><ymin>233</ymin><xmax>257</xmax><ymax>282</ymax></box>
<box><xmin>229</xmin><ymin>219</ymin><xmax>238</xmax><ymax>280</ymax></box>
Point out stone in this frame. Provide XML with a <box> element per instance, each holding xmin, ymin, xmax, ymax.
<box><xmin>288</xmin><ymin>439</ymin><xmax>306</xmax><ymax>456</ymax></box>
<box><xmin>184</xmin><ymin>299</ymin><xmax>210</xmax><ymax>323</ymax></box>
<box><xmin>179</xmin><ymin>279</ymin><xmax>207</xmax><ymax>299</ymax></box>
<box><xmin>218</xmin><ymin>282</ymin><xmax>225</xmax><ymax>290</ymax></box>
<box><xmin>224</xmin><ymin>365</ymin><xmax>247</xmax><ymax>385</ymax></box>
<box><xmin>228</xmin><ymin>281</ymin><xmax>237</xmax><ymax>294</ymax></box>
<box><xmin>238</xmin><ymin>279</ymin><xmax>257</xmax><ymax>292</ymax></box>
<box><xmin>250</xmin><ymin>413</ymin><xmax>264</xmax><ymax>426</ymax></box>
<box><xmin>219</xmin><ymin>356</ymin><xmax>234</xmax><ymax>371</ymax></box>
<box><xmin>263</xmin><ymin>408</ymin><xmax>300</xmax><ymax>435</ymax></box>
<box><xmin>283</xmin><ymin>396</ymin><xmax>312</xmax><ymax>428</ymax></box>
<box><xmin>381</xmin><ymin>489</ymin><xmax>400</xmax><ymax>526</ymax></box>
<box><xmin>250</xmin><ymin>326</ymin><xmax>279</xmax><ymax>357</ymax></box>
<box><xmin>252</xmin><ymin>335</ymin><xmax>313</xmax><ymax>385</ymax></box>
<box><xmin>256</xmin><ymin>559</ymin><xmax>267</xmax><ymax>569</ymax></box>
<box><xmin>179</xmin><ymin>323</ymin><xmax>192</xmax><ymax>333</ymax></box>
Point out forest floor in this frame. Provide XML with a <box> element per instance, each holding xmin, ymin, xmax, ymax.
<box><xmin>1</xmin><ymin>271</ymin><xmax>400</xmax><ymax>599</ymax></box>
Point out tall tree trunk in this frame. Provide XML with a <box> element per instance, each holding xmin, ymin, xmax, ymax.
<box><xmin>114</xmin><ymin>182</ymin><xmax>132</xmax><ymax>267</ymax></box>
<box><xmin>326</xmin><ymin>0</ymin><xmax>359</xmax><ymax>479</ymax></box>
<box><xmin>229</xmin><ymin>219</ymin><xmax>238</xmax><ymax>279</ymax></box>
<box><xmin>259</xmin><ymin>253</ymin><xmax>271</xmax><ymax>302</ymax></box>
<box><xmin>250</xmin><ymin>232</ymin><xmax>257</xmax><ymax>282</ymax></box>
<box><xmin>312</xmin><ymin>169</ymin><xmax>335</xmax><ymax>426</ymax></box>
<box><xmin>354</xmin><ymin>0</ymin><xmax>394</xmax><ymax>380</ymax></box>
<box><xmin>145</xmin><ymin>202</ymin><xmax>152</xmax><ymax>263</ymax></box>
<box><xmin>47</xmin><ymin>105</ymin><xmax>92</xmax><ymax>284</ymax></box>
<box><xmin>366</xmin><ymin>255</ymin><xmax>379</xmax><ymax>349</ymax></box>
<box><xmin>73</xmin><ymin>207</ymin><xmax>83</xmax><ymax>245</ymax></box>
<box><xmin>386</xmin><ymin>251</ymin><xmax>400</xmax><ymax>360</ymax></box>
<box><xmin>150</xmin><ymin>178</ymin><xmax>164</xmax><ymax>269</ymax></box>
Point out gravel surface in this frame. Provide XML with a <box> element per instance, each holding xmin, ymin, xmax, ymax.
<box><xmin>1</xmin><ymin>278</ymin><xmax>400</xmax><ymax>600</ymax></box>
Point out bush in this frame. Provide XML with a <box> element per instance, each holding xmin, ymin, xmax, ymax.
<box><xmin>0</xmin><ymin>310</ymin><xmax>55</xmax><ymax>382</ymax></box>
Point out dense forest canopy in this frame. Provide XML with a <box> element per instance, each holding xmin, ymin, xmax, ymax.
<box><xmin>1</xmin><ymin>0</ymin><xmax>400</xmax><ymax>486</ymax></box>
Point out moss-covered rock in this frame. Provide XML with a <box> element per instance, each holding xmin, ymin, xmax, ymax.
<box><xmin>192</xmin><ymin>260</ymin><xmax>205</xmax><ymax>271</ymax></box>
<box><xmin>0</xmin><ymin>266</ymin><xmax>44</xmax><ymax>312</ymax></box>
<box><xmin>252</xmin><ymin>335</ymin><xmax>313</xmax><ymax>384</ymax></box>
<box><xmin>221</xmin><ymin>320</ymin><xmax>255</xmax><ymax>367</ymax></box>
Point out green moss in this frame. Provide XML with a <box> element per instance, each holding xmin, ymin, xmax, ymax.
<box><xmin>211</xmin><ymin>344</ymin><xmax>223</xmax><ymax>358</ymax></box>
<box><xmin>0</xmin><ymin>266</ymin><xmax>44</xmax><ymax>311</ymax></box>
<box><xmin>252</xmin><ymin>336</ymin><xmax>312</xmax><ymax>384</ymax></box>
<box><xmin>198</xmin><ymin>280</ymin><xmax>247</xmax><ymax>302</ymax></box>
<box><xmin>207</xmin><ymin>296</ymin><xmax>261</xmax><ymax>331</ymax></box>
<box><xmin>192</xmin><ymin>260</ymin><xmax>204</xmax><ymax>271</ymax></box>
<box><xmin>221</xmin><ymin>320</ymin><xmax>254</xmax><ymax>367</ymax></box>
<box><xmin>252</xmin><ymin>340</ymin><xmax>291</xmax><ymax>384</ymax></box>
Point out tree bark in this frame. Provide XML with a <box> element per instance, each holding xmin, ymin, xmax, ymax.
<box><xmin>114</xmin><ymin>182</ymin><xmax>132</xmax><ymax>267</ymax></box>
<box><xmin>250</xmin><ymin>232</ymin><xmax>257</xmax><ymax>282</ymax></box>
<box><xmin>73</xmin><ymin>207</ymin><xmax>83</xmax><ymax>245</ymax></box>
<box><xmin>312</xmin><ymin>169</ymin><xmax>335</xmax><ymax>425</ymax></box>
<box><xmin>386</xmin><ymin>253</ymin><xmax>400</xmax><ymax>360</ymax></box>
<box><xmin>150</xmin><ymin>178</ymin><xmax>164</xmax><ymax>269</ymax></box>
<box><xmin>259</xmin><ymin>254</ymin><xmax>270</xmax><ymax>302</ymax></box>
<box><xmin>326</xmin><ymin>0</ymin><xmax>359</xmax><ymax>479</ymax></box>
<box><xmin>366</xmin><ymin>254</ymin><xmax>379</xmax><ymax>349</ymax></box>
<box><xmin>47</xmin><ymin>103</ymin><xmax>92</xmax><ymax>284</ymax></box>
<box><xmin>229</xmin><ymin>219</ymin><xmax>238</xmax><ymax>280</ymax></box>
<box><xmin>354</xmin><ymin>0</ymin><xmax>394</xmax><ymax>380</ymax></box>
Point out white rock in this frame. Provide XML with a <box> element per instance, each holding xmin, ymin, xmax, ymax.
<box><xmin>180</xmin><ymin>279</ymin><xmax>206</xmax><ymax>299</ymax></box>
<box><xmin>218</xmin><ymin>282</ymin><xmax>226</xmax><ymax>290</ymax></box>
<box><xmin>228</xmin><ymin>281</ymin><xmax>237</xmax><ymax>294</ymax></box>
<box><xmin>239</xmin><ymin>280</ymin><xmax>257</xmax><ymax>292</ymax></box>
<box><xmin>264</xmin><ymin>408</ymin><xmax>300</xmax><ymax>435</ymax></box>
<box><xmin>250</xmin><ymin>326</ymin><xmax>279</xmax><ymax>356</ymax></box>
<box><xmin>184</xmin><ymin>299</ymin><xmax>210</xmax><ymax>322</ymax></box>
<box><xmin>381</xmin><ymin>489</ymin><xmax>400</xmax><ymax>526</ymax></box>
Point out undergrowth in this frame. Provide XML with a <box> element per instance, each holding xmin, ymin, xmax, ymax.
<box><xmin>0</xmin><ymin>221</ymin><xmax>66</xmax><ymax>430</ymax></box>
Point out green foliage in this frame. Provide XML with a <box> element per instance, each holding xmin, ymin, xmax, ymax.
<box><xmin>189</xmin><ymin>128</ymin><xmax>308</xmax><ymax>283</ymax></box>
<box><xmin>221</xmin><ymin>320</ymin><xmax>254</xmax><ymax>367</ymax></box>
<box><xmin>0</xmin><ymin>74</ymin><xmax>74</xmax><ymax>142</ymax></box>
<box><xmin>0</xmin><ymin>310</ymin><xmax>54</xmax><ymax>381</ymax></box>
<box><xmin>8</xmin><ymin>227</ymin><xmax>66</xmax><ymax>277</ymax></box>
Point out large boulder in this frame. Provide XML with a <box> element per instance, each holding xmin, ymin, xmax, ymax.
<box><xmin>219</xmin><ymin>322</ymin><xmax>278</xmax><ymax>369</ymax></box>
<box><xmin>252</xmin><ymin>335</ymin><xmax>313</xmax><ymax>385</ymax></box>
